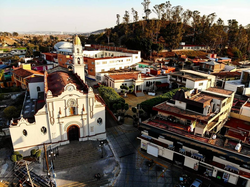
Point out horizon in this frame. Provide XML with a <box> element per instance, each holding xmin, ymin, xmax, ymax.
<box><xmin>0</xmin><ymin>0</ymin><xmax>250</xmax><ymax>33</ymax></box>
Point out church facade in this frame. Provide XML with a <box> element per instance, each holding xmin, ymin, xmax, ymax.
<box><xmin>9</xmin><ymin>36</ymin><xmax>106</xmax><ymax>155</ymax></box>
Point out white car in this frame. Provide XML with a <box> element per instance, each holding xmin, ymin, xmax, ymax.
<box><xmin>190</xmin><ymin>179</ymin><xmax>202</xmax><ymax>187</ymax></box>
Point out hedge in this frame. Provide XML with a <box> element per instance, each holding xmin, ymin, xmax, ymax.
<box><xmin>98</xmin><ymin>85</ymin><xmax>125</xmax><ymax>111</ymax></box>
<box><xmin>140</xmin><ymin>87</ymin><xmax>191</xmax><ymax>114</ymax></box>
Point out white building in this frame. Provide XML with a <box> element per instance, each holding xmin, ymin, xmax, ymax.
<box><xmin>224</xmin><ymin>70</ymin><xmax>250</xmax><ymax>96</ymax></box>
<box><xmin>9</xmin><ymin>36</ymin><xmax>106</xmax><ymax>156</ymax></box>
<box><xmin>169</xmin><ymin>70</ymin><xmax>216</xmax><ymax>90</ymax></box>
<box><xmin>104</xmin><ymin>72</ymin><xmax>169</xmax><ymax>96</ymax></box>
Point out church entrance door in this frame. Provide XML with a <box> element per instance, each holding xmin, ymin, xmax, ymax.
<box><xmin>67</xmin><ymin>125</ymin><xmax>80</xmax><ymax>141</ymax></box>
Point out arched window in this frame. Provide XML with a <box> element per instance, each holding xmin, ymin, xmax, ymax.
<box><xmin>77</xmin><ymin>57</ymin><xmax>80</xmax><ymax>64</ymax></box>
<box><xmin>69</xmin><ymin>107</ymin><xmax>76</xmax><ymax>115</ymax></box>
<box><xmin>37</xmin><ymin>86</ymin><xmax>41</xmax><ymax>92</ymax></box>
<box><xmin>77</xmin><ymin>48</ymin><xmax>79</xmax><ymax>54</ymax></box>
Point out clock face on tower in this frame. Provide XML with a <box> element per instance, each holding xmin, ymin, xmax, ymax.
<box><xmin>66</xmin><ymin>85</ymin><xmax>75</xmax><ymax>91</ymax></box>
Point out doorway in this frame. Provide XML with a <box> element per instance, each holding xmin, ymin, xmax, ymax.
<box><xmin>67</xmin><ymin>125</ymin><xmax>80</xmax><ymax>141</ymax></box>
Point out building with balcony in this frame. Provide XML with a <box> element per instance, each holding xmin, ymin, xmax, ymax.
<box><xmin>137</xmin><ymin>88</ymin><xmax>250</xmax><ymax>187</ymax></box>
<box><xmin>169</xmin><ymin>70</ymin><xmax>216</xmax><ymax>90</ymax></box>
<box><xmin>9</xmin><ymin>36</ymin><xmax>106</xmax><ymax>156</ymax></box>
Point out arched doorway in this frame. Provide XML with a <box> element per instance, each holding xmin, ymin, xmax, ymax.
<box><xmin>67</xmin><ymin>125</ymin><xmax>80</xmax><ymax>141</ymax></box>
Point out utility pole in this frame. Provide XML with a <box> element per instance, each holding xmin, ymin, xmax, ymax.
<box><xmin>25</xmin><ymin>161</ymin><xmax>34</xmax><ymax>187</ymax></box>
<box><xmin>43</xmin><ymin>143</ymin><xmax>49</xmax><ymax>173</ymax></box>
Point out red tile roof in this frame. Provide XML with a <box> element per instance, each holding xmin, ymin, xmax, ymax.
<box><xmin>47</xmin><ymin>71</ymin><xmax>87</xmax><ymax>96</ymax></box>
<box><xmin>109</xmin><ymin>73</ymin><xmax>148</xmax><ymax>80</ymax></box>
<box><xmin>12</xmin><ymin>68</ymin><xmax>43</xmax><ymax>78</ymax></box>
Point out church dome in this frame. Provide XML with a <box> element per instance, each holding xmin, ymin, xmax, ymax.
<box><xmin>54</xmin><ymin>41</ymin><xmax>73</xmax><ymax>51</ymax></box>
<box><xmin>74</xmin><ymin>35</ymin><xmax>81</xmax><ymax>45</ymax></box>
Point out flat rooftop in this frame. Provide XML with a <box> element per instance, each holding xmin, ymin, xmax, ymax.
<box><xmin>153</xmin><ymin>102</ymin><xmax>212</xmax><ymax>122</ymax></box>
<box><xmin>206</xmin><ymin>87</ymin><xmax>234</xmax><ymax>95</ymax></box>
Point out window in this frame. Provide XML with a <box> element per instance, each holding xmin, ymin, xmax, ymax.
<box><xmin>105</xmin><ymin>53</ymin><xmax>107</xmax><ymax>56</ymax></box>
<box><xmin>95</xmin><ymin>54</ymin><xmax>97</xmax><ymax>58</ymax></box>
<box><xmin>41</xmin><ymin>127</ymin><xmax>47</xmax><ymax>134</ymax></box>
<box><xmin>102</xmin><ymin>61</ymin><xmax>107</xmax><ymax>64</ymax></box>
<box><xmin>110</xmin><ymin>61</ymin><xmax>114</xmax><ymax>63</ymax></box>
<box><xmin>97</xmin><ymin>117</ymin><xmax>102</xmax><ymax>125</ymax></box>
<box><xmin>69</xmin><ymin>107</ymin><xmax>76</xmax><ymax>115</ymax></box>
<box><xmin>90</xmin><ymin>126</ymin><xmax>94</xmax><ymax>132</ymax></box>
<box><xmin>96</xmin><ymin>62</ymin><xmax>100</xmax><ymax>65</ymax></box>
<box><xmin>37</xmin><ymin>86</ymin><xmax>41</xmax><ymax>92</ymax></box>
<box><xmin>77</xmin><ymin>57</ymin><xmax>80</xmax><ymax>64</ymax></box>
<box><xmin>23</xmin><ymin>129</ymin><xmax>27</xmax><ymax>136</ymax></box>
<box><xmin>126</xmin><ymin>59</ymin><xmax>130</xmax><ymax>61</ymax></box>
<box><xmin>101</xmin><ymin>69</ymin><xmax>105</xmax><ymax>72</ymax></box>
<box><xmin>199</xmin><ymin>82</ymin><xmax>203</xmax><ymax>86</ymax></box>
<box><xmin>77</xmin><ymin>48</ymin><xmax>79</xmax><ymax>54</ymax></box>
<box><xmin>135</xmin><ymin>56</ymin><xmax>138</xmax><ymax>59</ymax></box>
<box><xmin>91</xmin><ymin>62</ymin><xmax>94</xmax><ymax>65</ymax></box>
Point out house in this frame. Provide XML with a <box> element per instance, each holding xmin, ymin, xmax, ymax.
<box><xmin>213</xmin><ymin>72</ymin><xmax>241</xmax><ymax>88</ymax></box>
<box><xmin>224</xmin><ymin>70</ymin><xmax>250</xmax><ymax>96</ymax></box>
<box><xmin>178</xmin><ymin>44</ymin><xmax>208</xmax><ymax>51</ymax></box>
<box><xmin>104</xmin><ymin>72</ymin><xmax>169</xmax><ymax>96</ymax></box>
<box><xmin>9</xmin><ymin>36</ymin><xmax>106</xmax><ymax>156</ymax></box>
<box><xmin>137</xmin><ymin>88</ymin><xmax>250</xmax><ymax>186</ymax></box>
<box><xmin>199</xmin><ymin>61</ymin><xmax>225</xmax><ymax>73</ymax></box>
<box><xmin>12</xmin><ymin>64</ymin><xmax>44</xmax><ymax>89</ymax></box>
<box><xmin>231</xmin><ymin>96</ymin><xmax>250</xmax><ymax>122</ymax></box>
<box><xmin>169</xmin><ymin>70</ymin><xmax>216</xmax><ymax>90</ymax></box>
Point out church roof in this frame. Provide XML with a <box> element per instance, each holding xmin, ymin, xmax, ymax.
<box><xmin>47</xmin><ymin>70</ymin><xmax>88</xmax><ymax>96</ymax></box>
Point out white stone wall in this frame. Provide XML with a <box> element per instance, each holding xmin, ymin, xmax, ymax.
<box><xmin>28</xmin><ymin>82</ymin><xmax>44</xmax><ymax>99</ymax></box>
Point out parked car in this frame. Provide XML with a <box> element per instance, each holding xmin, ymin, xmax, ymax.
<box><xmin>190</xmin><ymin>179</ymin><xmax>202</xmax><ymax>187</ymax></box>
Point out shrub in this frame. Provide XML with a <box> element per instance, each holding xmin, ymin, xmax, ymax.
<box><xmin>13</xmin><ymin>151</ymin><xmax>20</xmax><ymax>155</ymax></box>
<box><xmin>35</xmin><ymin>150</ymin><xmax>42</xmax><ymax>158</ymax></box>
<box><xmin>17</xmin><ymin>154</ymin><xmax>23</xmax><ymax>161</ymax></box>
<box><xmin>98</xmin><ymin>85</ymin><xmax>125</xmax><ymax>110</ymax></box>
<box><xmin>11</xmin><ymin>155</ymin><xmax>17</xmax><ymax>162</ymax></box>
<box><xmin>31</xmin><ymin>149</ymin><xmax>37</xmax><ymax>157</ymax></box>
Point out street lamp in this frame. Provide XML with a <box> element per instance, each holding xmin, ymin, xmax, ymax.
<box><xmin>99</xmin><ymin>141</ymin><xmax>105</xmax><ymax>158</ymax></box>
<box><xmin>48</xmin><ymin>151</ymin><xmax>57</xmax><ymax>187</ymax></box>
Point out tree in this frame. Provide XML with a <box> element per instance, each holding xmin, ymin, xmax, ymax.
<box><xmin>141</xmin><ymin>0</ymin><xmax>151</xmax><ymax>20</ymax></box>
<box><xmin>3</xmin><ymin>106</ymin><xmax>19</xmax><ymax>119</ymax></box>
<box><xmin>13</xmin><ymin>32</ymin><xmax>18</xmax><ymax>37</ymax></box>
<box><xmin>116</xmin><ymin>14</ymin><xmax>120</xmax><ymax>25</ymax></box>
<box><xmin>105</xmin><ymin>28</ymin><xmax>112</xmax><ymax>45</ymax></box>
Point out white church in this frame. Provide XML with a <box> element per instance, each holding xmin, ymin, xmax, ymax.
<box><xmin>9</xmin><ymin>36</ymin><xmax>106</xmax><ymax>155</ymax></box>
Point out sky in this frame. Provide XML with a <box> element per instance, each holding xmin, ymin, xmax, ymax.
<box><xmin>0</xmin><ymin>0</ymin><xmax>250</xmax><ymax>33</ymax></box>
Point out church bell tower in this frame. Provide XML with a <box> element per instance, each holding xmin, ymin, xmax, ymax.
<box><xmin>73</xmin><ymin>35</ymin><xmax>85</xmax><ymax>82</ymax></box>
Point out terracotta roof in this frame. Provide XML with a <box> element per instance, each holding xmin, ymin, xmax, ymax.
<box><xmin>212</xmin><ymin>71</ymin><xmax>241</xmax><ymax>78</ymax></box>
<box><xmin>47</xmin><ymin>71</ymin><xmax>87</xmax><ymax>96</ymax></box>
<box><xmin>108</xmin><ymin>73</ymin><xmax>147</xmax><ymax>80</ymax></box>
<box><xmin>206</xmin><ymin>87</ymin><xmax>234</xmax><ymax>95</ymax></box>
<box><xmin>12</xmin><ymin>68</ymin><xmax>43</xmax><ymax>78</ymax></box>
